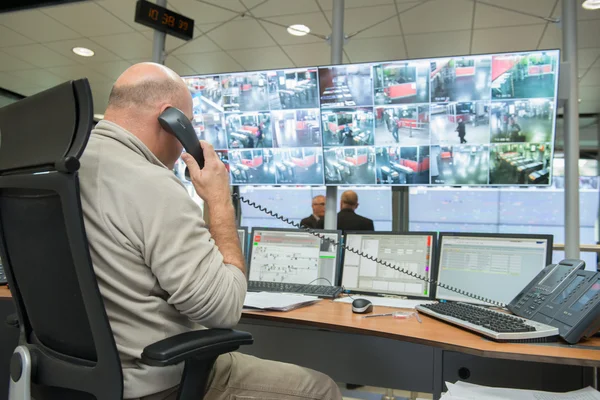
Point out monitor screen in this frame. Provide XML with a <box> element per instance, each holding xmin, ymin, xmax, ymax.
<box><xmin>181</xmin><ymin>49</ymin><xmax>559</xmax><ymax>187</ymax></box>
<box><xmin>436</xmin><ymin>233</ymin><xmax>553</xmax><ymax>305</ymax></box>
<box><xmin>341</xmin><ymin>232</ymin><xmax>436</xmax><ymax>298</ymax></box>
<box><xmin>248</xmin><ymin>228</ymin><xmax>341</xmax><ymax>286</ymax></box>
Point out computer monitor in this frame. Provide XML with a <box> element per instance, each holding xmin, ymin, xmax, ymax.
<box><xmin>237</xmin><ymin>227</ymin><xmax>248</xmax><ymax>257</ymax></box>
<box><xmin>341</xmin><ymin>232</ymin><xmax>437</xmax><ymax>299</ymax></box>
<box><xmin>248</xmin><ymin>228</ymin><xmax>342</xmax><ymax>285</ymax></box>
<box><xmin>435</xmin><ymin>233</ymin><xmax>553</xmax><ymax>305</ymax></box>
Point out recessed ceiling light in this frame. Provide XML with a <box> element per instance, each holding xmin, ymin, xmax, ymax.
<box><xmin>72</xmin><ymin>47</ymin><xmax>94</xmax><ymax>57</ymax></box>
<box><xmin>287</xmin><ymin>24</ymin><xmax>310</xmax><ymax>36</ymax></box>
<box><xmin>582</xmin><ymin>0</ymin><xmax>600</xmax><ymax>10</ymax></box>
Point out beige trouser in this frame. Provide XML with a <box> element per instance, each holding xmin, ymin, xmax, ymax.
<box><xmin>138</xmin><ymin>352</ymin><xmax>342</xmax><ymax>400</ymax></box>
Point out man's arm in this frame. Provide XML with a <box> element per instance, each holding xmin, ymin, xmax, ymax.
<box><xmin>207</xmin><ymin>199</ymin><xmax>245</xmax><ymax>274</ymax></box>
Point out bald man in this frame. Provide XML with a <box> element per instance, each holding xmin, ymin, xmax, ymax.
<box><xmin>337</xmin><ymin>190</ymin><xmax>374</xmax><ymax>232</ymax></box>
<box><xmin>300</xmin><ymin>195</ymin><xmax>326</xmax><ymax>229</ymax></box>
<box><xmin>78</xmin><ymin>63</ymin><xmax>341</xmax><ymax>400</ymax></box>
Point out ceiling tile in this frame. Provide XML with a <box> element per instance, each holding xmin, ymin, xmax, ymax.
<box><xmin>94</xmin><ymin>0</ymin><xmax>149</xmax><ymax>32</ymax></box>
<box><xmin>2</xmin><ymin>44</ymin><xmax>79</xmax><ymax>68</ymax></box>
<box><xmin>0</xmin><ymin>9</ymin><xmax>82</xmax><ymax>42</ymax></box>
<box><xmin>17</xmin><ymin>86</ymin><xmax>46</xmax><ymax>96</ymax></box>
<box><xmin>262</xmin><ymin>12</ymin><xmax>329</xmax><ymax>46</ymax></box>
<box><xmin>228</xmin><ymin>46</ymin><xmax>294</xmax><ymax>70</ymax></box>
<box><xmin>579</xmin><ymin>86</ymin><xmax>600</xmax><ymax>101</ymax></box>
<box><xmin>317</xmin><ymin>0</ymin><xmax>398</xmax><ymax>11</ymax></box>
<box><xmin>578</xmin><ymin>20</ymin><xmax>600</xmax><ymax>49</ymax></box>
<box><xmin>578</xmin><ymin>101</ymin><xmax>600</xmax><ymax>114</ymax></box>
<box><xmin>46</xmin><ymin>65</ymin><xmax>114</xmax><ymax>84</ymax></box>
<box><xmin>579</xmin><ymin>67</ymin><xmax>600</xmax><ymax>86</ymax></box>
<box><xmin>538</xmin><ymin>22</ymin><xmax>561</xmax><ymax>50</ymax></box>
<box><xmin>325</xmin><ymin>5</ymin><xmax>406</xmax><ymax>39</ymax></box>
<box><xmin>400</xmin><ymin>0</ymin><xmax>473</xmax><ymax>35</ymax></box>
<box><xmin>474</xmin><ymin>0</ymin><xmax>555</xmax><ymax>29</ymax></box>
<box><xmin>91</xmin><ymin>88</ymin><xmax>112</xmax><ymax>114</ymax></box>
<box><xmin>282</xmin><ymin>42</ymin><xmax>349</xmax><ymax>67</ymax></box>
<box><xmin>578</xmin><ymin>48</ymin><xmax>600</xmax><ymax>70</ymax></box>
<box><xmin>345</xmin><ymin>35</ymin><xmax>406</xmax><ymax>63</ymax></box>
<box><xmin>165</xmin><ymin>56</ymin><xmax>198</xmax><ymax>76</ymax></box>
<box><xmin>87</xmin><ymin>60</ymin><xmax>132</xmax><ymax>80</ymax></box>
<box><xmin>142</xmin><ymin>29</ymin><xmax>221</xmax><ymax>55</ymax></box>
<box><xmin>0</xmin><ymin>72</ymin><xmax>44</xmax><ymax>94</ymax></box>
<box><xmin>9</xmin><ymin>69</ymin><xmax>65</xmax><ymax>87</ymax></box>
<box><xmin>44</xmin><ymin>38</ymin><xmax>122</xmax><ymax>64</ymax></box>
<box><xmin>0</xmin><ymin>51</ymin><xmax>36</xmax><ymax>71</ymax></box>
<box><xmin>405</xmin><ymin>30</ymin><xmax>470</xmax><ymax>59</ymax></box>
<box><xmin>167</xmin><ymin>0</ymin><xmax>240</xmax><ymax>24</ymax></box>
<box><xmin>204</xmin><ymin>0</ymin><xmax>261</xmax><ymax>12</ymax></box>
<box><xmin>207</xmin><ymin>19</ymin><xmax>276</xmax><ymax>50</ymax></box>
<box><xmin>0</xmin><ymin>26</ymin><xmax>34</xmax><ymax>47</ymax></box>
<box><xmin>176</xmin><ymin>51</ymin><xmax>244</xmax><ymax>74</ymax></box>
<box><xmin>41</xmin><ymin>1</ymin><xmax>134</xmax><ymax>37</ymax></box>
<box><xmin>244</xmin><ymin>0</ymin><xmax>320</xmax><ymax>17</ymax></box>
<box><xmin>91</xmin><ymin>32</ymin><xmax>153</xmax><ymax>60</ymax></box>
<box><xmin>471</xmin><ymin>25</ymin><xmax>546</xmax><ymax>54</ymax></box>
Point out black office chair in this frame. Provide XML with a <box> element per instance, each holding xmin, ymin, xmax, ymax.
<box><xmin>0</xmin><ymin>79</ymin><xmax>253</xmax><ymax>400</ymax></box>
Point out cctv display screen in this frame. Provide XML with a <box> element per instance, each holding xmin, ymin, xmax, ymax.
<box><xmin>341</xmin><ymin>232</ymin><xmax>436</xmax><ymax>298</ymax></box>
<box><xmin>182</xmin><ymin>49</ymin><xmax>558</xmax><ymax>186</ymax></box>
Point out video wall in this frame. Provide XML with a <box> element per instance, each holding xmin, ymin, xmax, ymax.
<box><xmin>182</xmin><ymin>49</ymin><xmax>559</xmax><ymax>187</ymax></box>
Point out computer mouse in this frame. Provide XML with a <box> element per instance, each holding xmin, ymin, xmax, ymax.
<box><xmin>351</xmin><ymin>298</ymin><xmax>373</xmax><ymax>314</ymax></box>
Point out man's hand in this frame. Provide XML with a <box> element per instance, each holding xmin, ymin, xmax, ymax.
<box><xmin>181</xmin><ymin>141</ymin><xmax>231</xmax><ymax>207</ymax></box>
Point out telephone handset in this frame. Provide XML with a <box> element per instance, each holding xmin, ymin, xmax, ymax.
<box><xmin>158</xmin><ymin>107</ymin><xmax>205</xmax><ymax>173</ymax></box>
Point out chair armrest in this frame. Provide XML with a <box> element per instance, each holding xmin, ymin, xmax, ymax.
<box><xmin>141</xmin><ymin>329</ymin><xmax>253</xmax><ymax>367</ymax></box>
<box><xmin>5</xmin><ymin>313</ymin><xmax>19</xmax><ymax>328</ymax></box>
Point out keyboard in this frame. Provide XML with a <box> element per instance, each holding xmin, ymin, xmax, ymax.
<box><xmin>248</xmin><ymin>281</ymin><xmax>343</xmax><ymax>299</ymax></box>
<box><xmin>416</xmin><ymin>302</ymin><xmax>559</xmax><ymax>342</ymax></box>
<box><xmin>0</xmin><ymin>267</ymin><xmax>6</xmax><ymax>285</ymax></box>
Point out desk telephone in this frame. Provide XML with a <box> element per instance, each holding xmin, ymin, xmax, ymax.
<box><xmin>160</xmin><ymin>107</ymin><xmax>599</xmax><ymax>343</ymax></box>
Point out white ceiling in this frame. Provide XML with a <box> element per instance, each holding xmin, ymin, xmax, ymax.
<box><xmin>0</xmin><ymin>0</ymin><xmax>599</xmax><ymax>130</ymax></box>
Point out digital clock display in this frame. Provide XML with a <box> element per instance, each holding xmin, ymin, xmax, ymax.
<box><xmin>134</xmin><ymin>0</ymin><xmax>194</xmax><ymax>41</ymax></box>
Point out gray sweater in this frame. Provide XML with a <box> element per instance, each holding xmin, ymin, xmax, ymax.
<box><xmin>78</xmin><ymin>120</ymin><xmax>247</xmax><ymax>398</ymax></box>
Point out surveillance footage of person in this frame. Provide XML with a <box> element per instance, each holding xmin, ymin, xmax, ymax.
<box><xmin>321</xmin><ymin>107</ymin><xmax>374</xmax><ymax>147</ymax></box>
<box><xmin>491</xmin><ymin>51</ymin><xmax>559</xmax><ymax>100</ymax></box>
<box><xmin>271</xmin><ymin>109</ymin><xmax>321</xmax><ymax>148</ymax></box>
<box><xmin>373</xmin><ymin>61</ymin><xmax>430</xmax><ymax>105</ymax></box>
<box><xmin>324</xmin><ymin>146</ymin><xmax>376</xmax><ymax>185</ymax></box>
<box><xmin>430</xmin><ymin>101</ymin><xmax>490</xmax><ymax>146</ymax></box>
<box><xmin>489</xmin><ymin>143</ymin><xmax>551</xmax><ymax>185</ymax></box>
<box><xmin>267</xmin><ymin>68</ymin><xmax>319</xmax><ymax>110</ymax></box>
<box><xmin>191</xmin><ymin>110</ymin><xmax>228</xmax><ymax>150</ymax></box>
<box><xmin>185</xmin><ymin>75</ymin><xmax>222</xmax><ymax>107</ymax></box>
<box><xmin>221</xmin><ymin>72</ymin><xmax>269</xmax><ymax>112</ymax></box>
<box><xmin>319</xmin><ymin>64</ymin><xmax>373</xmax><ymax>108</ymax></box>
<box><xmin>225</xmin><ymin>112</ymin><xmax>272</xmax><ymax>149</ymax></box>
<box><xmin>374</xmin><ymin>105</ymin><xmax>430</xmax><ymax>146</ymax></box>
<box><xmin>430</xmin><ymin>56</ymin><xmax>492</xmax><ymax>103</ymax></box>
<box><xmin>229</xmin><ymin>149</ymin><xmax>276</xmax><ymax>185</ymax></box>
<box><xmin>430</xmin><ymin>145</ymin><xmax>489</xmax><ymax>185</ymax></box>
<box><xmin>273</xmin><ymin>147</ymin><xmax>324</xmax><ymax>185</ymax></box>
<box><xmin>490</xmin><ymin>99</ymin><xmax>554</xmax><ymax>143</ymax></box>
<box><xmin>375</xmin><ymin>146</ymin><xmax>430</xmax><ymax>185</ymax></box>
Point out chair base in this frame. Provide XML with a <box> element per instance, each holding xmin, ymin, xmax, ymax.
<box><xmin>9</xmin><ymin>346</ymin><xmax>32</xmax><ymax>400</ymax></box>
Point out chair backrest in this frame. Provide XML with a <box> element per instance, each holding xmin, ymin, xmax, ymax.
<box><xmin>0</xmin><ymin>80</ymin><xmax>123</xmax><ymax>399</ymax></box>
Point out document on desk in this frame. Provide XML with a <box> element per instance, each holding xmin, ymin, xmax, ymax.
<box><xmin>334</xmin><ymin>295</ymin><xmax>436</xmax><ymax>309</ymax></box>
<box><xmin>243</xmin><ymin>292</ymin><xmax>321</xmax><ymax>311</ymax></box>
<box><xmin>441</xmin><ymin>381</ymin><xmax>600</xmax><ymax>400</ymax></box>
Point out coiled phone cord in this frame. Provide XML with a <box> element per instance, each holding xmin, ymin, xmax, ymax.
<box><xmin>232</xmin><ymin>193</ymin><xmax>506</xmax><ymax>308</ymax></box>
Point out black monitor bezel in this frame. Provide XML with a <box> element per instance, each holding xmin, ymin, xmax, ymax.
<box><xmin>237</xmin><ymin>226</ymin><xmax>248</xmax><ymax>260</ymax></box>
<box><xmin>248</xmin><ymin>227</ymin><xmax>343</xmax><ymax>285</ymax></box>
<box><xmin>435</xmin><ymin>231</ymin><xmax>554</xmax><ymax>303</ymax></box>
<box><xmin>340</xmin><ymin>230</ymin><xmax>438</xmax><ymax>299</ymax></box>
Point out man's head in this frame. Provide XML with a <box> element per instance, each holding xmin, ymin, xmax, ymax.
<box><xmin>340</xmin><ymin>190</ymin><xmax>359</xmax><ymax>211</ymax></box>
<box><xmin>311</xmin><ymin>195</ymin><xmax>326</xmax><ymax>218</ymax></box>
<box><xmin>104</xmin><ymin>62</ymin><xmax>193</xmax><ymax>169</ymax></box>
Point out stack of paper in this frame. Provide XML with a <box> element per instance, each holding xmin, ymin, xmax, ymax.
<box><xmin>243</xmin><ymin>292</ymin><xmax>321</xmax><ymax>311</ymax></box>
<box><xmin>442</xmin><ymin>381</ymin><xmax>600</xmax><ymax>400</ymax></box>
<box><xmin>334</xmin><ymin>295</ymin><xmax>437</xmax><ymax>310</ymax></box>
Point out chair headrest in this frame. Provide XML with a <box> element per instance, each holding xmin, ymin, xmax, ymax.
<box><xmin>0</xmin><ymin>79</ymin><xmax>94</xmax><ymax>174</ymax></box>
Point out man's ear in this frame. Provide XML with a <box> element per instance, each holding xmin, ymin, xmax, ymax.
<box><xmin>158</xmin><ymin>104</ymin><xmax>173</xmax><ymax>117</ymax></box>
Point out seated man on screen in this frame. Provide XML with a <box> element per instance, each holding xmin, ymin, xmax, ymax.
<box><xmin>337</xmin><ymin>190</ymin><xmax>374</xmax><ymax>232</ymax></box>
<box><xmin>301</xmin><ymin>195</ymin><xmax>326</xmax><ymax>229</ymax></box>
<box><xmin>78</xmin><ymin>62</ymin><xmax>342</xmax><ymax>400</ymax></box>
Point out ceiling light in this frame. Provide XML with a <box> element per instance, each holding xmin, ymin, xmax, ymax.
<box><xmin>582</xmin><ymin>0</ymin><xmax>600</xmax><ymax>10</ymax></box>
<box><xmin>72</xmin><ymin>47</ymin><xmax>94</xmax><ymax>57</ymax></box>
<box><xmin>287</xmin><ymin>24</ymin><xmax>310</xmax><ymax>36</ymax></box>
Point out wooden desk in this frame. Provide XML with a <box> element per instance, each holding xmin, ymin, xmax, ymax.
<box><xmin>0</xmin><ymin>287</ymin><xmax>11</xmax><ymax>298</ymax></box>
<box><xmin>239</xmin><ymin>301</ymin><xmax>600</xmax><ymax>399</ymax></box>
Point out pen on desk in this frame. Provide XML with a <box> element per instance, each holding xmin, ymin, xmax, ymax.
<box><xmin>363</xmin><ymin>313</ymin><xmax>394</xmax><ymax>318</ymax></box>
